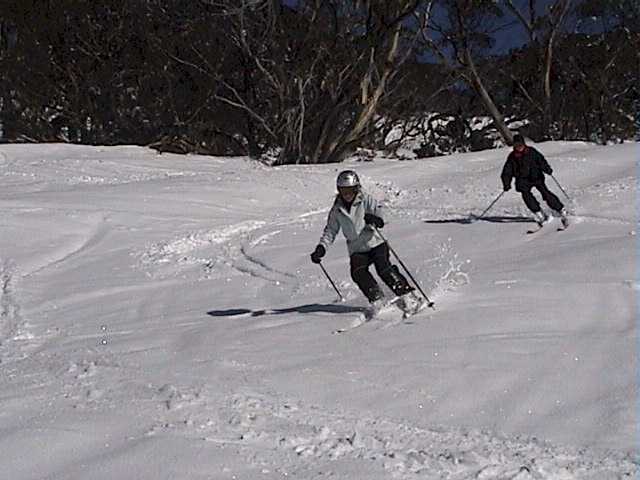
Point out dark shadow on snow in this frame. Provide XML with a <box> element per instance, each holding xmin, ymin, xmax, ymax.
<box><xmin>207</xmin><ymin>303</ymin><xmax>366</xmax><ymax>318</ymax></box>
<box><xmin>423</xmin><ymin>215</ymin><xmax>534</xmax><ymax>225</ymax></box>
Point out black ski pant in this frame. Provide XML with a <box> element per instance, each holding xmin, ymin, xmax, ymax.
<box><xmin>519</xmin><ymin>180</ymin><xmax>564</xmax><ymax>213</ymax></box>
<box><xmin>350</xmin><ymin>243</ymin><xmax>414</xmax><ymax>302</ymax></box>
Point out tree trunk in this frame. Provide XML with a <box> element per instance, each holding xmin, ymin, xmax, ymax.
<box><xmin>327</xmin><ymin>21</ymin><xmax>402</xmax><ymax>162</ymax></box>
<box><xmin>542</xmin><ymin>0</ymin><xmax>572</xmax><ymax>139</ymax></box>
<box><xmin>463</xmin><ymin>48</ymin><xmax>513</xmax><ymax>144</ymax></box>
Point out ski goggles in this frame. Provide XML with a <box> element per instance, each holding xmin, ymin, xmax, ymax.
<box><xmin>337</xmin><ymin>186</ymin><xmax>358</xmax><ymax>196</ymax></box>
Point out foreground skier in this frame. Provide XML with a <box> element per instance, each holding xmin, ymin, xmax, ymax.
<box><xmin>501</xmin><ymin>134</ymin><xmax>569</xmax><ymax>228</ymax></box>
<box><xmin>310</xmin><ymin>170</ymin><xmax>424</xmax><ymax>315</ymax></box>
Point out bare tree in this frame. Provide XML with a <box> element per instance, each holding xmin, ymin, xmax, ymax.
<box><xmin>503</xmin><ymin>0</ymin><xmax>573</xmax><ymax>138</ymax></box>
<box><xmin>418</xmin><ymin>0</ymin><xmax>516</xmax><ymax>144</ymax></box>
<box><xmin>552</xmin><ymin>0</ymin><xmax>640</xmax><ymax>142</ymax></box>
<box><xmin>208</xmin><ymin>0</ymin><xmax>423</xmax><ymax>164</ymax></box>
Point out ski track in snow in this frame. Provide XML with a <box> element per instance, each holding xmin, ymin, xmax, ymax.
<box><xmin>136</xmin><ymin>209</ymin><xmax>320</xmax><ymax>285</ymax></box>
<box><xmin>0</xmin><ymin>150</ymin><xmax>8</xmax><ymax>168</ymax></box>
<box><xmin>0</xmin><ymin>259</ymin><xmax>32</xmax><ymax>363</ymax></box>
<box><xmin>139</xmin><ymin>220</ymin><xmax>268</xmax><ymax>263</ymax></box>
<box><xmin>0</xmin><ymin>260</ymin><xmax>18</xmax><ymax>348</ymax></box>
<box><xmin>236</xmin><ymin>244</ymin><xmax>297</xmax><ymax>285</ymax></box>
<box><xmin>24</xmin><ymin>213</ymin><xmax>109</xmax><ymax>278</ymax></box>
<box><xmin>136</xmin><ymin>220</ymin><xmax>268</xmax><ymax>280</ymax></box>
<box><xmin>144</xmin><ymin>388</ymin><xmax>638</xmax><ymax>479</ymax></box>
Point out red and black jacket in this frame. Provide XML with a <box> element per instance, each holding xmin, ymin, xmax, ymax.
<box><xmin>501</xmin><ymin>146</ymin><xmax>553</xmax><ymax>191</ymax></box>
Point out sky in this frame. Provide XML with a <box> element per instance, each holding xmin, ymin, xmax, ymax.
<box><xmin>0</xmin><ymin>139</ymin><xmax>636</xmax><ymax>479</ymax></box>
<box><xmin>282</xmin><ymin>0</ymin><xmax>563</xmax><ymax>54</ymax></box>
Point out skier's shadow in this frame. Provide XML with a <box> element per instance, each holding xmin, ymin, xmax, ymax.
<box><xmin>207</xmin><ymin>303</ymin><xmax>366</xmax><ymax>318</ymax></box>
<box><xmin>423</xmin><ymin>215</ymin><xmax>534</xmax><ymax>225</ymax></box>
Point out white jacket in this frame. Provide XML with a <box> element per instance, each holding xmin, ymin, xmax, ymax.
<box><xmin>318</xmin><ymin>191</ymin><xmax>385</xmax><ymax>255</ymax></box>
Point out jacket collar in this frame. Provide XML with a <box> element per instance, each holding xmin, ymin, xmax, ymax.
<box><xmin>513</xmin><ymin>146</ymin><xmax>529</xmax><ymax>157</ymax></box>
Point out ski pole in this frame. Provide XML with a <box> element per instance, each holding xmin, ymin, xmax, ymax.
<box><xmin>474</xmin><ymin>191</ymin><xmax>505</xmax><ymax>221</ymax></box>
<box><xmin>373</xmin><ymin>226</ymin><xmax>435</xmax><ymax>309</ymax></box>
<box><xmin>318</xmin><ymin>262</ymin><xmax>344</xmax><ymax>301</ymax></box>
<box><xmin>550</xmin><ymin>174</ymin><xmax>572</xmax><ymax>202</ymax></box>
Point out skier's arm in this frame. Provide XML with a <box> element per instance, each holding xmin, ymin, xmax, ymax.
<box><xmin>500</xmin><ymin>157</ymin><xmax>514</xmax><ymax>190</ymax></box>
<box><xmin>363</xmin><ymin>195</ymin><xmax>385</xmax><ymax>228</ymax></box>
<box><xmin>534</xmin><ymin>149</ymin><xmax>553</xmax><ymax>175</ymax></box>
<box><xmin>361</xmin><ymin>194</ymin><xmax>382</xmax><ymax>219</ymax></box>
<box><xmin>318</xmin><ymin>206</ymin><xmax>341</xmax><ymax>250</ymax></box>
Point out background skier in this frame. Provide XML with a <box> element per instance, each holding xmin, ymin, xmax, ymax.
<box><xmin>501</xmin><ymin>134</ymin><xmax>568</xmax><ymax>227</ymax></box>
<box><xmin>310</xmin><ymin>170</ymin><xmax>423</xmax><ymax>312</ymax></box>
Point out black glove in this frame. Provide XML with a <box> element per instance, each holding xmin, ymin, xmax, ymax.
<box><xmin>364</xmin><ymin>213</ymin><xmax>384</xmax><ymax>228</ymax></box>
<box><xmin>503</xmin><ymin>184</ymin><xmax>511</xmax><ymax>192</ymax></box>
<box><xmin>310</xmin><ymin>244</ymin><xmax>326</xmax><ymax>264</ymax></box>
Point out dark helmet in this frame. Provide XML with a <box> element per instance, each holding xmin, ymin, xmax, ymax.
<box><xmin>336</xmin><ymin>170</ymin><xmax>360</xmax><ymax>188</ymax></box>
<box><xmin>513</xmin><ymin>134</ymin><xmax>525</xmax><ymax>146</ymax></box>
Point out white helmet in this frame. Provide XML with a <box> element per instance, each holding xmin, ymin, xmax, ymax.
<box><xmin>336</xmin><ymin>170</ymin><xmax>360</xmax><ymax>188</ymax></box>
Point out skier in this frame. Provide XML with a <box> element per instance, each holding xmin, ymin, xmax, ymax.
<box><xmin>310</xmin><ymin>170</ymin><xmax>424</xmax><ymax>313</ymax></box>
<box><xmin>501</xmin><ymin>134</ymin><xmax>568</xmax><ymax>227</ymax></box>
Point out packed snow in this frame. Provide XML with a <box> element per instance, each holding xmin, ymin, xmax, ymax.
<box><xmin>0</xmin><ymin>141</ymin><xmax>636</xmax><ymax>479</ymax></box>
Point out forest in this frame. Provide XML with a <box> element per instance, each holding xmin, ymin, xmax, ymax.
<box><xmin>1</xmin><ymin>0</ymin><xmax>638</xmax><ymax>163</ymax></box>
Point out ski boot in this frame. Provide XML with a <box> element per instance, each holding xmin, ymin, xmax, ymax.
<box><xmin>398</xmin><ymin>291</ymin><xmax>428</xmax><ymax>317</ymax></box>
<box><xmin>533</xmin><ymin>210</ymin><xmax>548</xmax><ymax>227</ymax></box>
<box><xmin>557</xmin><ymin>208</ymin><xmax>569</xmax><ymax>228</ymax></box>
<box><xmin>366</xmin><ymin>296</ymin><xmax>388</xmax><ymax>319</ymax></box>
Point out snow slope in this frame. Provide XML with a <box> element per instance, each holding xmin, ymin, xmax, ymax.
<box><xmin>0</xmin><ymin>141</ymin><xmax>636</xmax><ymax>479</ymax></box>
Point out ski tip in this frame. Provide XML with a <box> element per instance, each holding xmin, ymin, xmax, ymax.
<box><xmin>428</xmin><ymin>302</ymin><xmax>436</xmax><ymax>310</ymax></box>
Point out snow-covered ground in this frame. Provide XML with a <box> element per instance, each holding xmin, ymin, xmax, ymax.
<box><xmin>0</xmin><ymin>141</ymin><xmax>636</xmax><ymax>479</ymax></box>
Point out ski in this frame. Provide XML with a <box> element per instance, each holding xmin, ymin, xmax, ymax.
<box><xmin>558</xmin><ymin>216</ymin><xmax>570</xmax><ymax>231</ymax></box>
<box><xmin>331</xmin><ymin>293</ymin><xmax>432</xmax><ymax>334</ymax></box>
<box><xmin>331</xmin><ymin>296</ymin><xmax>403</xmax><ymax>334</ymax></box>
<box><xmin>526</xmin><ymin>215</ymin><xmax>569</xmax><ymax>235</ymax></box>
<box><xmin>365</xmin><ymin>295</ymin><xmax>403</xmax><ymax>319</ymax></box>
